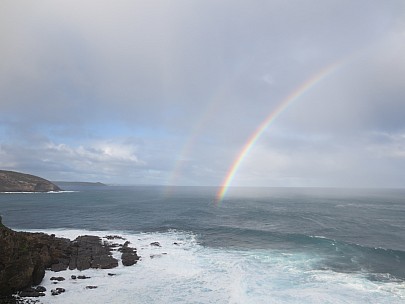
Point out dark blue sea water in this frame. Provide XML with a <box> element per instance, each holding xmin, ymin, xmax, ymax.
<box><xmin>1</xmin><ymin>186</ymin><xmax>404</xmax><ymax>303</ymax></box>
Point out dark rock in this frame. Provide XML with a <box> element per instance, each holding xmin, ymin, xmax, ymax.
<box><xmin>70</xmin><ymin>235</ymin><xmax>118</xmax><ymax>270</ymax></box>
<box><xmin>19</xmin><ymin>291</ymin><xmax>45</xmax><ymax>298</ymax></box>
<box><xmin>77</xmin><ymin>275</ymin><xmax>90</xmax><ymax>280</ymax></box>
<box><xmin>0</xmin><ymin>170</ymin><xmax>61</xmax><ymax>192</ymax></box>
<box><xmin>19</xmin><ymin>287</ymin><xmax>45</xmax><ymax>298</ymax></box>
<box><xmin>32</xmin><ymin>264</ymin><xmax>45</xmax><ymax>286</ymax></box>
<box><xmin>0</xmin><ymin>221</ymin><xmax>124</xmax><ymax>297</ymax></box>
<box><xmin>108</xmin><ymin>243</ymin><xmax>120</xmax><ymax>248</ymax></box>
<box><xmin>0</xmin><ymin>295</ymin><xmax>26</xmax><ymax>303</ymax></box>
<box><xmin>71</xmin><ymin>275</ymin><xmax>76</xmax><ymax>280</ymax></box>
<box><xmin>50</xmin><ymin>277</ymin><xmax>65</xmax><ymax>281</ymax></box>
<box><xmin>51</xmin><ymin>263</ymin><xmax>68</xmax><ymax>272</ymax></box>
<box><xmin>0</xmin><ymin>222</ymin><xmax>71</xmax><ymax>296</ymax></box>
<box><xmin>35</xmin><ymin>286</ymin><xmax>46</xmax><ymax>292</ymax></box>
<box><xmin>104</xmin><ymin>235</ymin><xmax>126</xmax><ymax>240</ymax></box>
<box><xmin>119</xmin><ymin>241</ymin><xmax>140</xmax><ymax>266</ymax></box>
<box><xmin>85</xmin><ymin>286</ymin><xmax>97</xmax><ymax>289</ymax></box>
<box><xmin>107</xmin><ymin>273</ymin><xmax>116</xmax><ymax>276</ymax></box>
<box><xmin>150</xmin><ymin>242</ymin><xmax>161</xmax><ymax>247</ymax></box>
<box><xmin>51</xmin><ymin>288</ymin><xmax>65</xmax><ymax>296</ymax></box>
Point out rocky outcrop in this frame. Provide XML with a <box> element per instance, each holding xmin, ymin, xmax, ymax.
<box><xmin>118</xmin><ymin>241</ymin><xmax>140</xmax><ymax>266</ymax></box>
<box><xmin>0</xmin><ymin>170</ymin><xmax>61</xmax><ymax>192</ymax></box>
<box><xmin>0</xmin><ymin>218</ymin><xmax>127</xmax><ymax>297</ymax></box>
<box><xmin>68</xmin><ymin>236</ymin><xmax>118</xmax><ymax>270</ymax></box>
<box><xmin>0</xmin><ymin>217</ymin><xmax>70</xmax><ymax>296</ymax></box>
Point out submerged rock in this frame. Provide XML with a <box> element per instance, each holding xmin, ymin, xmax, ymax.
<box><xmin>85</xmin><ymin>286</ymin><xmax>97</xmax><ymax>289</ymax></box>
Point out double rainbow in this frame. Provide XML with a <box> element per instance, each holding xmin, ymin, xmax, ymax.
<box><xmin>216</xmin><ymin>62</ymin><xmax>344</xmax><ymax>203</ymax></box>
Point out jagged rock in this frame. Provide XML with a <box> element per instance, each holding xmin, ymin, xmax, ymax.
<box><xmin>0</xmin><ymin>218</ymin><xmax>71</xmax><ymax>296</ymax></box>
<box><xmin>150</xmin><ymin>242</ymin><xmax>161</xmax><ymax>247</ymax></box>
<box><xmin>118</xmin><ymin>241</ymin><xmax>140</xmax><ymax>266</ymax></box>
<box><xmin>0</xmin><ymin>219</ymin><xmax>135</xmax><ymax>297</ymax></box>
<box><xmin>0</xmin><ymin>170</ymin><xmax>61</xmax><ymax>192</ymax></box>
<box><xmin>69</xmin><ymin>236</ymin><xmax>118</xmax><ymax>270</ymax></box>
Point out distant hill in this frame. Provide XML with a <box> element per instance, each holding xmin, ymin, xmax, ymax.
<box><xmin>0</xmin><ymin>170</ymin><xmax>61</xmax><ymax>192</ymax></box>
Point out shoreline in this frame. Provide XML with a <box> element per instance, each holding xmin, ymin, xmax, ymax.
<box><xmin>0</xmin><ymin>219</ymin><xmax>140</xmax><ymax>301</ymax></box>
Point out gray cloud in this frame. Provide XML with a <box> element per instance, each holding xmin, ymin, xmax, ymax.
<box><xmin>1</xmin><ymin>0</ymin><xmax>404</xmax><ymax>186</ymax></box>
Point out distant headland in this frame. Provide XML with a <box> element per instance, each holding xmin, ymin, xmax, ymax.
<box><xmin>52</xmin><ymin>181</ymin><xmax>107</xmax><ymax>187</ymax></box>
<box><xmin>0</xmin><ymin>170</ymin><xmax>61</xmax><ymax>193</ymax></box>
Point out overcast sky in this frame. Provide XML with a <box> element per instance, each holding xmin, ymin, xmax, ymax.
<box><xmin>1</xmin><ymin>0</ymin><xmax>405</xmax><ymax>188</ymax></box>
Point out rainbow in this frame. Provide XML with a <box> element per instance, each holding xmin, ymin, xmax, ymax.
<box><xmin>165</xmin><ymin>60</ymin><xmax>253</xmax><ymax>193</ymax></box>
<box><xmin>216</xmin><ymin>62</ymin><xmax>344</xmax><ymax>203</ymax></box>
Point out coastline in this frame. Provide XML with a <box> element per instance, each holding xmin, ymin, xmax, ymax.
<box><xmin>0</xmin><ymin>219</ymin><xmax>140</xmax><ymax>302</ymax></box>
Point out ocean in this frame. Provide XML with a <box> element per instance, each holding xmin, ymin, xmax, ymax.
<box><xmin>1</xmin><ymin>186</ymin><xmax>404</xmax><ymax>303</ymax></box>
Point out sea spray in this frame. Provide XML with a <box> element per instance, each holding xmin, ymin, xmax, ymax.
<box><xmin>28</xmin><ymin>229</ymin><xmax>405</xmax><ymax>304</ymax></box>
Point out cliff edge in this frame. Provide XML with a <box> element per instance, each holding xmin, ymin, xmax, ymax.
<box><xmin>0</xmin><ymin>217</ymin><xmax>139</xmax><ymax>297</ymax></box>
<box><xmin>0</xmin><ymin>170</ymin><xmax>61</xmax><ymax>192</ymax></box>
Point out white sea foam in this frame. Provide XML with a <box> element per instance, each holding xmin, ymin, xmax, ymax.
<box><xmin>21</xmin><ymin>229</ymin><xmax>405</xmax><ymax>304</ymax></box>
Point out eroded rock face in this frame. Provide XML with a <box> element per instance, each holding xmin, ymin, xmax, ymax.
<box><xmin>69</xmin><ymin>236</ymin><xmax>118</xmax><ymax>270</ymax></box>
<box><xmin>0</xmin><ymin>218</ymin><xmax>120</xmax><ymax>296</ymax></box>
<box><xmin>0</xmin><ymin>220</ymin><xmax>70</xmax><ymax>296</ymax></box>
<box><xmin>0</xmin><ymin>170</ymin><xmax>61</xmax><ymax>192</ymax></box>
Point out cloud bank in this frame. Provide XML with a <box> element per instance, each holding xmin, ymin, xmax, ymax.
<box><xmin>1</xmin><ymin>0</ymin><xmax>404</xmax><ymax>187</ymax></box>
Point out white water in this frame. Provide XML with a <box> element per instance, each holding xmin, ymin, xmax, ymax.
<box><xmin>0</xmin><ymin>191</ymin><xmax>77</xmax><ymax>194</ymax></box>
<box><xmin>21</xmin><ymin>229</ymin><xmax>405</xmax><ymax>304</ymax></box>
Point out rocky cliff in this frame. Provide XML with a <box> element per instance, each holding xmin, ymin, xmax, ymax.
<box><xmin>0</xmin><ymin>217</ymin><xmax>139</xmax><ymax>297</ymax></box>
<box><xmin>0</xmin><ymin>170</ymin><xmax>61</xmax><ymax>192</ymax></box>
<box><xmin>0</xmin><ymin>216</ymin><xmax>67</xmax><ymax>295</ymax></box>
